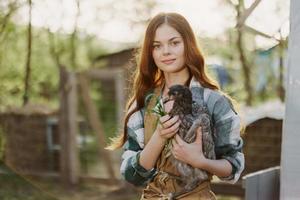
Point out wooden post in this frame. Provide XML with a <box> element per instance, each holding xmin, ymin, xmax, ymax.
<box><xmin>86</xmin><ymin>68</ymin><xmax>126</xmax><ymax>129</ymax></box>
<box><xmin>280</xmin><ymin>0</ymin><xmax>300</xmax><ymax>199</ymax></box>
<box><xmin>78</xmin><ymin>73</ymin><xmax>116</xmax><ymax>179</ymax></box>
<box><xmin>59</xmin><ymin>67</ymin><xmax>80</xmax><ymax>186</ymax></box>
<box><xmin>115</xmin><ymin>70</ymin><xmax>125</xmax><ymax>126</ymax></box>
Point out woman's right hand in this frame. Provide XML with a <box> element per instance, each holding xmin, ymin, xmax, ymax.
<box><xmin>140</xmin><ymin>115</ymin><xmax>180</xmax><ymax>170</ymax></box>
<box><xmin>155</xmin><ymin>115</ymin><xmax>181</xmax><ymax>141</ymax></box>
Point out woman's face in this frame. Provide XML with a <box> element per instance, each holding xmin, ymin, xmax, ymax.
<box><xmin>152</xmin><ymin>23</ymin><xmax>186</xmax><ymax>74</ymax></box>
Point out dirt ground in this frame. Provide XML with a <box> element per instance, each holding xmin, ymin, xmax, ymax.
<box><xmin>0</xmin><ymin>155</ymin><xmax>242</xmax><ymax>200</ymax></box>
<box><xmin>0</xmin><ymin>164</ymin><xmax>140</xmax><ymax>200</ymax></box>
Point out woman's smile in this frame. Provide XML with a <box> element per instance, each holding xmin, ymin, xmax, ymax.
<box><xmin>161</xmin><ymin>58</ymin><xmax>176</xmax><ymax>65</ymax></box>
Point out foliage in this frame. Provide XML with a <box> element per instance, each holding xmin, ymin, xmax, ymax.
<box><xmin>148</xmin><ymin>94</ymin><xmax>167</xmax><ymax>117</ymax></box>
<box><xmin>200</xmin><ymin>28</ymin><xmax>285</xmax><ymax>106</ymax></box>
<box><xmin>0</xmin><ymin>21</ymin><xmax>107</xmax><ymax>110</ymax></box>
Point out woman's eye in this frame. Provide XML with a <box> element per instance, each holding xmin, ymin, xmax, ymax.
<box><xmin>153</xmin><ymin>44</ymin><xmax>161</xmax><ymax>49</ymax></box>
<box><xmin>171</xmin><ymin>41</ymin><xmax>180</xmax><ymax>46</ymax></box>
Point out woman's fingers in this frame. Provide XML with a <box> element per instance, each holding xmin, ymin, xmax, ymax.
<box><xmin>160</xmin><ymin>115</ymin><xmax>171</xmax><ymax>124</ymax></box>
<box><xmin>172</xmin><ymin>139</ymin><xmax>180</xmax><ymax>159</ymax></box>
<box><xmin>175</xmin><ymin>134</ymin><xmax>186</xmax><ymax>146</ymax></box>
<box><xmin>160</xmin><ymin>120</ymin><xmax>180</xmax><ymax>137</ymax></box>
<box><xmin>160</xmin><ymin>115</ymin><xmax>179</xmax><ymax>129</ymax></box>
<box><xmin>157</xmin><ymin>115</ymin><xmax>181</xmax><ymax>139</ymax></box>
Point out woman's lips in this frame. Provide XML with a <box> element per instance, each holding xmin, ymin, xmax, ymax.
<box><xmin>161</xmin><ymin>59</ymin><xmax>176</xmax><ymax>65</ymax></box>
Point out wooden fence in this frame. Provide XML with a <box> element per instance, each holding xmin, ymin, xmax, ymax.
<box><xmin>243</xmin><ymin>166</ymin><xmax>280</xmax><ymax>200</ymax></box>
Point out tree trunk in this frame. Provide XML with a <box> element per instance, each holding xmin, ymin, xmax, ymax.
<box><xmin>236</xmin><ymin>0</ymin><xmax>253</xmax><ymax>105</ymax></box>
<box><xmin>277</xmin><ymin>41</ymin><xmax>285</xmax><ymax>102</ymax></box>
<box><xmin>70</xmin><ymin>0</ymin><xmax>80</xmax><ymax>69</ymax></box>
<box><xmin>47</xmin><ymin>28</ymin><xmax>61</xmax><ymax>68</ymax></box>
<box><xmin>236</xmin><ymin>28</ymin><xmax>253</xmax><ymax>105</ymax></box>
<box><xmin>23</xmin><ymin>0</ymin><xmax>32</xmax><ymax>106</ymax></box>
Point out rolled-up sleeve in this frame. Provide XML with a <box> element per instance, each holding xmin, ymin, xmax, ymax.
<box><xmin>120</xmin><ymin>106</ymin><xmax>157</xmax><ymax>186</ymax></box>
<box><xmin>206</xmin><ymin>91</ymin><xmax>245</xmax><ymax>184</ymax></box>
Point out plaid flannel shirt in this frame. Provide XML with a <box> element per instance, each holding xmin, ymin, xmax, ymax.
<box><xmin>120</xmin><ymin>77</ymin><xmax>245</xmax><ymax>186</ymax></box>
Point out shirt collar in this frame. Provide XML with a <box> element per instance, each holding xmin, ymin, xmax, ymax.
<box><xmin>189</xmin><ymin>76</ymin><xmax>202</xmax><ymax>88</ymax></box>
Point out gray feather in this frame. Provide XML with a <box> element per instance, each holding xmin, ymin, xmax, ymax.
<box><xmin>167</xmin><ymin>85</ymin><xmax>216</xmax><ymax>194</ymax></box>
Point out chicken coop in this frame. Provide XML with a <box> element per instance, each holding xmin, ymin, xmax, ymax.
<box><xmin>241</xmin><ymin>101</ymin><xmax>284</xmax><ymax>175</ymax></box>
<box><xmin>0</xmin><ymin>105</ymin><xmax>58</xmax><ymax>174</ymax></box>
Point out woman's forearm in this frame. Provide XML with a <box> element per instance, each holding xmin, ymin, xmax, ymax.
<box><xmin>195</xmin><ymin>158</ymin><xmax>233</xmax><ymax>178</ymax></box>
<box><xmin>139</xmin><ymin>131</ymin><xmax>166</xmax><ymax>170</ymax></box>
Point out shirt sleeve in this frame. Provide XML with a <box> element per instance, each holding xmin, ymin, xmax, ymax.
<box><xmin>120</xmin><ymin>103</ymin><xmax>157</xmax><ymax>186</ymax></box>
<box><xmin>205</xmin><ymin>90</ymin><xmax>245</xmax><ymax>184</ymax></box>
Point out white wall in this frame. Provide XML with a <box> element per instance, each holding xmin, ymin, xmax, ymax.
<box><xmin>280</xmin><ymin>0</ymin><xmax>300</xmax><ymax>199</ymax></box>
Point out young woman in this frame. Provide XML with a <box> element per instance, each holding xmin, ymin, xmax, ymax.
<box><xmin>108</xmin><ymin>12</ymin><xmax>244</xmax><ymax>199</ymax></box>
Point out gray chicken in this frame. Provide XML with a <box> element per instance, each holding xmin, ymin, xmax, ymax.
<box><xmin>164</xmin><ymin>84</ymin><xmax>216</xmax><ymax>199</ymax></box>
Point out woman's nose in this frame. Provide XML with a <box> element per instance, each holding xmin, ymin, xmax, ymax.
<box><xmin>162</xmin><ymin>45</ymin><xmax>170</xmax><ymax>55</ymax></box>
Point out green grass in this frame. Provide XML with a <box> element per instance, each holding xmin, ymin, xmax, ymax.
<box><xmin>0</xmin><ymin>162</ymin><xmax>57</xmax><ymax>200</ymax></box>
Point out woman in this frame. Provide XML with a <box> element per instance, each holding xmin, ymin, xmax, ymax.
<box><xmin>107</xmin><ymin>12</ymin><xmax>244</xmax><ymax>199</ymax></box>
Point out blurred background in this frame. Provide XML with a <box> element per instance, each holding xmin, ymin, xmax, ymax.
<box><xmin>0</xmin><ymin>0</ymin><xmax>290</xmax><ymax>199</ymax></box>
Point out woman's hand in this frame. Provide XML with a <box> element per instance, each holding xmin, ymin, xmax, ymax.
<box><xmin>154</xmin><ymin>99</ymin><xmax>180</xmax><ymax>142</ymax></box>
<box><xmin>155</xmin><ymin>114</ymin><xmax>181</xmax><ymax>142</ymax></box>
<box><xmin>172</xmin><ymin>127</ymin><xmax>207</xmax><ymax>169</ymax></box>
<box><xmin>140</xmin><ymin>115</ymin><xmax>180</xmax><ymax>170</ymax></box>
<box><xmin>140</xmin><ymin>98</ymin><xmax>179</xmax><ymax>170</ymax></box>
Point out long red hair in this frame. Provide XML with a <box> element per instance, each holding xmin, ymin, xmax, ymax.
<box><xmin>106</xmin><ymin>12</ymin><xmax>219</xmax><ymax>150</ymax></box>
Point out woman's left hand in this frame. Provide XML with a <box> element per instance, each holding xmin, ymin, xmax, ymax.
<box><xmin>172</xmin><ymin>127</ymin><xmax>207</xmax><ymax>169</ymax></box>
